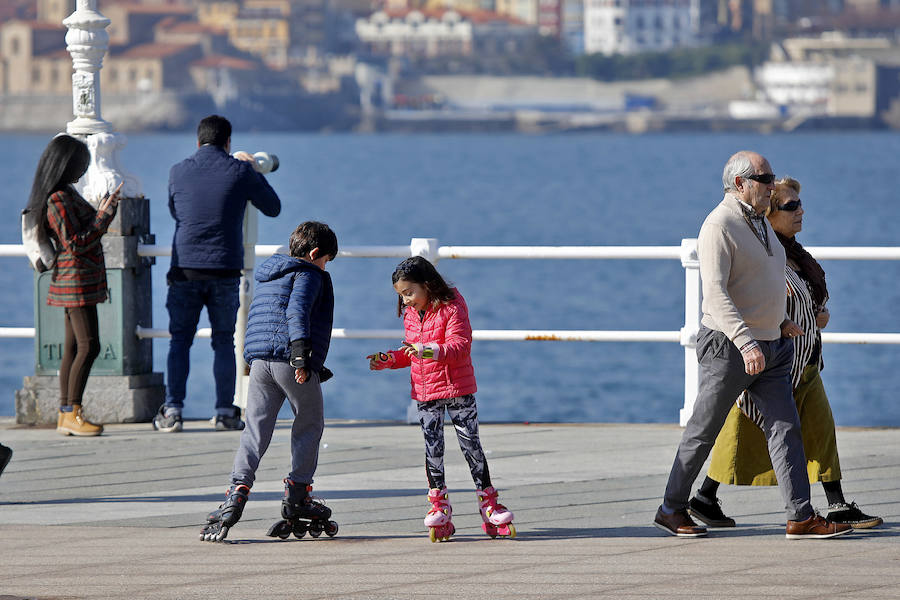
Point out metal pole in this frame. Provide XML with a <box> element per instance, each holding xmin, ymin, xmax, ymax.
<box><xmin>406</xmin><ymin>238</ymin><xmax>438</xmax><ymax>422</ymax></box>
<box><xmin>679</xmin><ymin>238</ymin><xmax>701</xmax><ymax>426</ymax></box>
<box><xmin>233</xmin><ymin>207</ymin><xmax>258</xmax><ymax>410</ymax></box>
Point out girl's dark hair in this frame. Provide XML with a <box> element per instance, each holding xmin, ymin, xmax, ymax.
<box><xmin>391</xmin><ymin>256</ymin><xmax>455</xmax><ymax>316</ymax></box>
<box><xmin>289</xmin><ymin>221</ymin><xmax>338</xmax><ymax>261</ymax></box>
<box><xmin>26</xmin><ymin>134</ymin><xmax>91</xmax><ymax>225</ymax></box>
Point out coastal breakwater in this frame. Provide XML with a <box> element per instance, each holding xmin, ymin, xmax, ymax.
<box><xmin>1</xmin><ymin>67</ymin><xmax>890</xmax><ymax>133</ymax></box>
<box><xmin>0</xmin><ymin>90</ymin><xmax>357</xmax><ymax>133</ymax></box>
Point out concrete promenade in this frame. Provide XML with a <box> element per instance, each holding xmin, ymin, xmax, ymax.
<box><xmin>0</xmin><ymin>418</ymin><xmax>898</xmax><ymax>600</ymax></box>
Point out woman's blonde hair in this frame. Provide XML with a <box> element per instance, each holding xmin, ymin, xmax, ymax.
<box><xmin>768</xmin><ymin>176</ymin><xmax>801</xmax><ymax>215</ymax></box>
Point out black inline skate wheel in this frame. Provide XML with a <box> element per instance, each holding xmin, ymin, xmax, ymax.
<box><xmin>325</xmin><ymin>521</ymin><xmax>339</xmax><ymax>537</ymax></box>
<box><xmin>308</xmin><ymin>520</ymin><xmax>324</xmax><ymax>538</ymax></box>
<box><xmin>266</xmin><ymin>520</ymin><xmax>292</xmax><ymax>539</ymax></box>
<box><xmin>292</xmin><ymin>521</ymin><xmax>308</xmax><ymax>539</ymax></box>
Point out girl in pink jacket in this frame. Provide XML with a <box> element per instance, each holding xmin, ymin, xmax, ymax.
<box><xmin>368</xmin><ymin>256</ymin><xmax>516</xmax><ymax>542</ymax></box>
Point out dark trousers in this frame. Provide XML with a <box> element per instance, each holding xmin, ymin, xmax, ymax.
<box><xmin>417</xmin><ymin>394</ymin><xmax>492</xmax><ymax>490</ymax></box>
<box><xmin>59</xmin><ymin>305</ymin><xmax>100</xmax><ymax>407</ymax></box>
<box><xmin>663</xmin><ymin>326</ymin><xmax>813</xmax><ymax>522</ymax></box>
<box><xmin>165</xmin><ymin>277</ymin><xmax>240</xmax><ymax>414</ymax></box>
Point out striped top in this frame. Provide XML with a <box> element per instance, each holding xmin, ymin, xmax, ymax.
<box><xmin>784</xmin><ymin>262</ymin><xmax>824</xmax><ymax>388</ymax></box>
<box><xmin>45</xmin><ymin>189</ymin><xmax>115</xmax><ymax>307</ymax></box>
<box><xmin>738</xmin><ymin>263</ymin><xmax>824</xmax><ymax>426</ymax></box>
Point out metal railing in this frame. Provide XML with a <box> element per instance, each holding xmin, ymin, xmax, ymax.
<box><xmin>3</xmin><ymin>238</ymin><xmax>900</xmax><ymax>425</ymax></box>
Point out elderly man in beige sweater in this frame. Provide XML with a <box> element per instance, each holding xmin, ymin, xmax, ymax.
<box><xmin>653</xmin><ymin>151</ymin><xmax>852</xmax><ymax>540</ymax></box>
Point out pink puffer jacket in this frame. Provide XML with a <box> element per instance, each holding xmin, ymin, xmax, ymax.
<box><xmin>387</xmin><ymin>290</ymin><xmax>477</xmax><ymax>402</ymax></box>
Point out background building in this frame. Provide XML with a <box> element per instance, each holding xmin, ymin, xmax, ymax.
<box><xmin>584</xmin><ymin>0</ymin><xmax>698</xmax><ymax>56</ymax></box>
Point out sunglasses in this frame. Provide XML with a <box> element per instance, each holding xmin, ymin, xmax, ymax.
<box><xmin>776</xmin><ymin>199</ymin><xmax>802</xmax><ymax>212</ymax></box>
<box><xmin>745</xmin><ymin>173</ymin><xmax>775</xmax><ymax>184</ymax></box>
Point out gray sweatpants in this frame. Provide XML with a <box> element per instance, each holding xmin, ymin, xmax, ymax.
<box><xmin>663</xmin><ymin>326</ymin><xmax>813</xmax><ymax>522</ymax></box>
<box><xmin>230</xmin><ymin>360</ymin><xmax>324</xmax><ymax>488</ymax></box>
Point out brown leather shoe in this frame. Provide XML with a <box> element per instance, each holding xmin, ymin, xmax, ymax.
<box><xmin>654</xmin><ymin>506</ymin><xmax>707</xmax><ymax>537</ymax></box>
<box><xmin>785</xmin><ymin>514</ymin><xmax>852</xmax><ymax>539</ymax></box>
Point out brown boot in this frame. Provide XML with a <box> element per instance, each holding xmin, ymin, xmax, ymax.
<box><xmin>57</xmin><ymin>410</ymin><xmax>65</xmax><ymax>432</ymax></box>
<box><xmin>58</xmin><ymin>406</ymin><xmax>103</xmax><ymax>437</ymax></box>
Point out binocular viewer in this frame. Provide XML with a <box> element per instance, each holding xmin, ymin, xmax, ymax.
<box><xmin>234</xmin><ymin>151</ymin><xmax>279</xmax><ymax>174</ymax></box>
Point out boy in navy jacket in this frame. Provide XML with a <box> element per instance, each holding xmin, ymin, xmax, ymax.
<box><xmin>201</xmin><ymin>222</ymin><xmax>339</xmax><ymax>542</ymax></box>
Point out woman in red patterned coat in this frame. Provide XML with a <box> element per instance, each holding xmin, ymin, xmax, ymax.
<box><xmin>26</xmin><ymin>135</ymin><xmax>121</xmax><ymax>436</ymax></box>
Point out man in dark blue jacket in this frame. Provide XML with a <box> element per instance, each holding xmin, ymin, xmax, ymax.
<box><xmin>154</xmin><ymin>115</ymin><xmax>281</xmax><ymax>433</ymax></box>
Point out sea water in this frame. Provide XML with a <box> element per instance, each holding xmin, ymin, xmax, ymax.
<box><xmin>1</xmin><ymin>131</ymin><xmax>898</xmax><ymax>425</ymax></box>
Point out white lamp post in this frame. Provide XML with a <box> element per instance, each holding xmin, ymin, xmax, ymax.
<box><xmin>63</xmin><ymin>0</ymin><xmax>141</xmax><ymax>201</ymax></box>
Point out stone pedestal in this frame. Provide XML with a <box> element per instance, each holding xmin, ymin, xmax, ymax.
<box><xmin>15</xmin><ymin>374</ymin><xmax>163</xmax><ymax>425</ymax></box>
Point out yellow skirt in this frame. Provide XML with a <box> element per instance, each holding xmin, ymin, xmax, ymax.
<box><xmin>708</xmin><ymin>364</ymin><xmax>841</xmax><ymax>486</ymax></box>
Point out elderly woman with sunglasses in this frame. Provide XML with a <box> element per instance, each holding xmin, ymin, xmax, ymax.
<box><xmin>687</xmin><ymin>176</ymin><xmax>882</xmax><ymax>530</ymax></box>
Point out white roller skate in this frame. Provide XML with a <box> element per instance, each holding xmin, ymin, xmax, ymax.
<box><xmin>477</xmin><ymin>486</ymin><xmax>516</xmax><ymax>539</ymax></box>
<box><xmin>424</xmin><ymin>487</ymin><xmax>455</xmax><ymax>542</ymax></box>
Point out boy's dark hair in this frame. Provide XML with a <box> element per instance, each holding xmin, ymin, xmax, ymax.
<box><xmin>289</xmin><ymin>221</ymin><xmax>338</xmax><ymax>261</ymax></box>
<box><xmin>391</xmin><ymin>256</ymin><xmax>455</xmax><ymax>316</ymax></box>
<box><xmin>26</xmin><ymin>134</ymin><xmax>91</xmax><ymax>225</ymax></box>
<box><xmin>197</xmin><ymin>115</ymin><xmax>231</xmax><ymax>148</ymax></box>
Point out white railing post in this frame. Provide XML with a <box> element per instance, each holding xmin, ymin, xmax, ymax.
<box><xmin>410</xmin><ymin>238</ymin><xmax>439</xmax><ymax>264</ymax></box>
<box><xmin>233</xmin><ymin>207</ymin><xmax>258</xmax><ymax>410</ymax></box>
<box><xmin>406</xmin><ymin>238</ymin><xmax>439</xmax><ymax>422</ymax></box>
<box><xmin>679</xmin><ymin>238</ymin><xmax>701</xmax><ymax>426</ymax></box>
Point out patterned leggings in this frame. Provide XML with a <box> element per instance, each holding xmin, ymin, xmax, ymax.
<box><xmin>417</xmin><ymin>394</ymin><xmax>492</xmax><ymax>490</ymax></box>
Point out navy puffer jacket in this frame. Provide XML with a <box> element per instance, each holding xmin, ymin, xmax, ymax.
<box><xmin>243</xmin><ymin>254</ymin><xmax>333</xmax><ymax>372</ymax></box>
<box><xmin>169</xmin><ymin>145</ymin><xmax>280</xmax><ymax>270</ymax></box>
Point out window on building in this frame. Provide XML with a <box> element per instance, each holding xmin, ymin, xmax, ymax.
<box><xmin>636</xmin><ymin>16</ymin><xmax>644</xmax><ymax>29</ymax></box>
<box><xmin>11</xmin><ymin>37</ymin><xmax>20</xmax><ymax>55</ymax></box>
<box><xmin>110</xmin><ymin>68</ymin><xmax>118</xmax><ymax>83</ymax></box>
<box><xmin>32</xmin><ymin>67</ymin><xmax>41</xmax><ymax>83</ymax></box>
<box><xmin>129</xmin><ymin>68</ymin><xmax>137</xmax><ymax>82</ymax></box>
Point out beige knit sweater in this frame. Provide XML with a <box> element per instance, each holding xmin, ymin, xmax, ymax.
<box><xmin>698</xmin><ymin>194</ymin><xmax>786</xmax><ymax>349</ymax></box>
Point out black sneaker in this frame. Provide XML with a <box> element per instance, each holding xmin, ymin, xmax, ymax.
<box><xmin>152</xmin><ymin>406</ymin><xmax>183</xmax><ymax>433</ymax></box>
<box><xmin>214</xmin><ymin>409</ymin><xmax>245</xmax><ymax>432</ymax></box>
<box><xmin>826</xmin><ymin>502</ymin><xmax>883</xmax><ymax>529</ymax></box>
<box><xmin>0</xmin><ymin>443</ymin><xmax>12</xmax><ymax>478</ymax></box>
<box><xmin>688</xmin><ymin>495</ymin><xmax>736</xmax><ymax>527</ymax></box>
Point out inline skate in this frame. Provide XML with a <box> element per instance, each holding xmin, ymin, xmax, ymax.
<box><xmin>200</xmin><ymin>484</ymin><xmax>250</xmax><ymax>542</ymax></box>
<box><xmin>477</xmin><ymin>486</ymin><xmax>516</xmax><ymax>539</ymax></box>
<box><xmin>425</xmin><ymin>487</ymin><xmax>455</xmax><ymax>542</ymax></box>
<box><xmin>266</xmin><ymin>479</ymin><xmax>338</xmax><ymax>540</ymax></box>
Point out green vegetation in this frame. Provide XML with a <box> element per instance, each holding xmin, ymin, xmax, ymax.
<box><xmin>575</xmin><ymin>43</ymin><xmax>769</xmax><ymax>81</ymax></box>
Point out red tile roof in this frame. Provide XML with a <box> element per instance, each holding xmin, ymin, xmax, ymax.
<box><xmin>101</xmin><ymin>2</ymin><xmax>193</xmax><ymax>15</ymax></box>
<box><xmin>158</xmin><ymin>19</ymin><xmax>227</xmax><ymax>35</ymax></box>
<box><xmin>4</xmin><ymin>20</ymin><xmax>66</xmax><ymax>31</ymax></box>
<box><xmin>381</xmin><ymin>8</ymin><xmax>525</xmax><ymax>25</ymax></box>
<box><xmin>191</xmin><ymin>54</ymin><xmax>258</xmax><ymax>70</ymax></box>
<box><xmin>111</xmin><ymin>42</ymin><xmax>197</xmax><ymax>58</ymax></box>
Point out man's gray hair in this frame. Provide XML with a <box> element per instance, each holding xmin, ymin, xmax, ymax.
<box><xmin>722</xmin><ymin>151</ymin><xmax>755</xmax><ymax>192</ymax></box>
